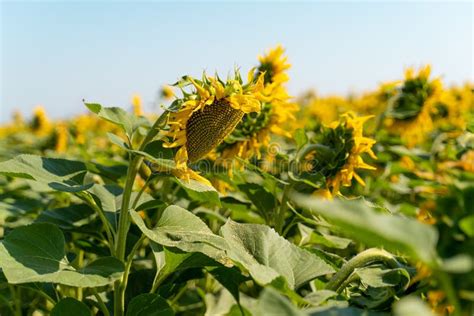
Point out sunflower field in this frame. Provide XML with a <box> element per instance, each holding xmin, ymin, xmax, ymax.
<box><xmin>0</xmin><ymin>46</ymin><xmax>473</xmax><ymax>316</ymax></box>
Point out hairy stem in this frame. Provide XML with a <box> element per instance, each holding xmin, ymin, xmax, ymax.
<box><xmin>437</xmin><ymin>270</ymin><xmax>461</xmax><ymax>316</ymax></box>
<box><xmin>113</xmin><ymin>111</ymin><xmax>168</xmax><ymax>316</ymax></box>
<box><xmin>325</xmin><ymin>248</ymin><xmax>400</xmax><ymax>292</ymax></box>
<box><xmin>275</xmin><ymin>182</ymin><xmax>294</xmax><ymax>235</ymax></box>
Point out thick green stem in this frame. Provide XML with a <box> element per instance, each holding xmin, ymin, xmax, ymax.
<box><xmin>437</xmin><ymin>270</ymin><xmax>461</xmax><ymax>316</ymax></box>
<box><xmin>275</xmin><ymin>182</ymin><xmax>294</xmax><ymax>235</ymax></box>
<box><xmin>92</xmin><ymin>289</ymin><xmax>110</xmax><ymax>316</ymax></box>
<box><xmin>113</xmin><ymin>111</ymin><xmax>168</xmax><ymax>316</ymax></box>
<box><xmin>325</xmin><ymin>248</ymin><xmax>400</xmax><ymax>292</ymax></box>
<box><xmin>9</xmin><ymin>285</ymin><xmax>21</xmax><ymax>316</ymax></box>
<box><xmin>116</xmin><ymin>235</ymin><xmax>146</xmax><ymax>314</ymax></box>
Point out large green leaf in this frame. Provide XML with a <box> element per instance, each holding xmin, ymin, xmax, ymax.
<box><xmin>220</xmin><ymin>220</ymin><xmax>334</xmax><ymax>289</ymax></box>
<box><xmin>51</xmin><ymin>298</ymin><xmax>91</xmax><ymax>316</ymax></box>
<box><xmin>126</xmin><ymin>293</ymin><xmax>174</xmax><ymax>316</ymax></box>
<box><xmin>35</xmin><ymin>204</ymin><xmax>97</xmax><ymax>232</ymax></box>
<box><xmin>85</xmin><ymin>103</ymin><xmax>149</xmax><ymax>137</ymax></box>
<box><xmin>293</xmin><ymin>195</ymin><xmax>439</xmax><ymax>265</ymax></box>
<box><xmin>151</xmin><ymin>243</ymin><xmax>218</xmax><ymax>288</ymax></box>
<box><xmin>176</xmin><ymin>178</ymin><xmax>221</xmax><ymax>206</ymax></box>
<box><xmin>130</xmin><ymin>206</ymin><xmax>230</xmax><ymax>266</ymax></box>
<box><xmin>254</xmin><ymin>288</ymin><xmax>305</xmax><ymax>316</ymax></box>
<box><xmin>0</xmin><ymin>154</ymin><xmax>90</xmax><ymax>192</ymax></box>
<box><xmin>393</xmin><ymin>296</ymin><xmax>434</xmax><ymax>316</ymax></box>
<box><xmin>0</xmin><ymin>223</ymin><xmax>123</xmax><ymax>287</ymax></box>
<box><xmin>237</xmin><ymin>183</ymin><xmax>276</xmax><ymax>218</ymax></box>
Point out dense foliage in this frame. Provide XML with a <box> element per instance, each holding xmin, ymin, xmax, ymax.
<box><xmin>0</xmin><ymin>47</ymin><xmax>473</xmax><ymax>316</ymax></box>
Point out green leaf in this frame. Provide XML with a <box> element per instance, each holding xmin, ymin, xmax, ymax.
<box><xmin>130</xmin><ymin>206</ymin><xmax>230</xmax><ymax>266</ymax></box>
<box><xmin>51</xmin><ymin>298</ymin><xmax>91</xmax><ymax>316</ymax></box>
<box><xmin>295</xmin><ymin>128</ymin><xmax>308</xmax><ymax>150</ymax></box>
<box><xmin>35</xmin><ymin>204</ymin><xmax>96</xmax><ymax>231</ymax></box>
<box><xmin>107</xmin><ymin>132</ymin><xmax>130</xmax><ymax>150</ymax></box>
<box><xmin>393</xmin><ymin>296</ymin><xmax>435</xmax><ymax>316</ymax></box>
<box><xmin>126</xmin><ymin>293</ymin><xmax>174</xmax><ymax>316</ymax></box>
<box><xmin>176</xmin><ymin>178</ymin><xmax>220</xmax><ymax>206</ymax></box>
<box><xmin>292</xmin><ymin>195</ymin><xmax>439</xmax><ymax>265</ymax></box>
<box><xmin>0</xmin><ymin>223</ymin><xmax>123</xmax><ymax>286</ymax></box>
<box><xmin>298</xmin><ymin>224</ymin><xmax>352</xmax><ymax>249</ymax></box>
<box><xmin>441</xmin><ymin>254</ymin><xmax>473</xmax><ymax>273</ymax></box>
<box><xmin>355</xmin><ymin>266</ymin><xmax>410</xmax><ymax>289</ymax></box>
<box><xmin>303</xmin><ymin>290</ymin><xmax>338</xmax><ymax>306</ymax></box>
<box><xmin>208</xmin><ymin>266</ymin><xmax>248</xmax><ymax>304</ymax></box>
<box><xmin>220</xmin><ymin>220</ymin><xmax>334</xmax><ymax>289</ymax></box>
<box><xmin>237</xmin><ymin>183</ymin><xmax>276</xmax><ymax>217</ymax></box>
<box><xmin>85</xmin><ymin>103</ymin><xmax>148</xmax><ymax>137</ymax></box>
<box><xmin>255</xmin><ymin>288</ymin><xmax>305</xmax><ymax>316</ymax></box>
<box><xmin>151</xmin><ymin>243</ymin><xmax>218</xmax><ymax>289</ymax></box>
<box><xmin>459</xmin><ymin>214</ymin><xmax>474</xmax><ymax>238</ymax></box>
<box><xmin>0</xmin><ymin>154</ymin><xmax>90</xmax><ymax>192</ymax></box>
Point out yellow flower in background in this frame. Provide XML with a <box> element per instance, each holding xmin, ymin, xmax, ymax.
<box><xmin>431</xmin><ymin>83</ymin><xmax>474</xmax><ymax>131</ymax></box>
<box><xmin>0</xmin><ymin>111</ymin><xmax>25</xmax><ymax>138</ymax></box>
<box><xmin>440</xmin><ymin>150</ymin><xmax>474</xmax><ymax>173</ymax></box>
<box><xmin>161</xmin><ymin>85</ymin><xmax>175</xmax><ymax>100</ymax></box>
<box><xmin>416</xmin><ymin>200</ymin><xmax>437</xmax><ymax>225</ymax></box>
<box><xmin>13</xmin><ymin>111</ymin><xmax>24</xmax><ymax>126</ymax></box>
<box><xmin>385</xmin><ymin>65</ymin><xmax>442</xmax><ymax>148</ymax></box>
<box><xmin>31</xmin><ymin>106</ymin><xmax>52</xmax><ymax>136</ymax></box>
<box><xmin>132</xmin><ymin>94</ymin><xmax>143</xmax><ymax>116</ymax></box>
<box><xmin>162</xmin><ymin>70</ymin><xmax>264</xmax><ymax>184</ymax></box>
<box><xmin>350</xmin><ymin>80</ymin><xmax>399</xmax><ymax>115</ymax></box>
<box><xmin>54</xmin><ymin>122</ymin><xmax>68</xmax><ymax>153</ymax></box>
<box><xmin>257</xmin><ymin>45</ymin><xmax>290</xmax><ymax>87</ymax></box>
<box><xmin>306</xmin><ymin>95</ymin><xmax>348</xmax><ymax>126</ymax></box>
<box><xmin>301</xmin><ymin>112</ymin><xmax>377</xmax><ymax>197</ymax></box>
<box><xmin>326</xmin><ymin>113</ymin><xmax>377</xmax><ymax>195</ymax></box>
<box><xmin>216</xmin><ymin>46</ymin><xmax>299</xmax><ymax>163</ymax></box>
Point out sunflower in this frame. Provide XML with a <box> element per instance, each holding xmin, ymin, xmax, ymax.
<box><xmin>384</xmin><ymin>65</ymin><xmax>442</xmax><ymax>147</ymax></box>
<box><xmin>131</xmin><ymin>94</ymin><xmax>143</xmax><ymax>116</ymax></box>
<box><xmin>350</xmin><ymin>80</ymin><xmax>399</xmax><ymax>116</ymax></box>
<box><xmin>31</xmin><ymin>106</ymin><xmax>52</xmax><ymax>136</ymax></box>
<box><xmin>430</xmin><ymin>83</ymin><xmax>473</xmax><ymax>131</ymax></box>
<box><xmin>162</xmin><ymin>70</ymin><xmax>264</xmax><ymax>184</ymax></box>
<box><xmin>305</xmin><ymin>95</ymin><xmax>348</xmax><ymax>126</ymax></box>
<box><xmin>302</xmin><ymin>112</ymin><xmax>377</xmax><ymax>196</ymax></box>
<box><xmin>160</xmin><ymin>85</ymin><xmax>175</xmax><ymax>100</ymax></box>
<box><xmin>215</xmin><ymin>46</ymin><xmax>298</xmax><ymax>164</ymax></box>
<box><xmin>54</xmin><ymin>122</ymin><xmax>69</xmax><ymax>153</ymax></box>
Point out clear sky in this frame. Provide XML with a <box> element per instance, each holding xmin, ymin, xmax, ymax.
<box><xmin>1</xmin><ymin>1</ymin><xmax>473</xmax><ymax>123</ymax></box>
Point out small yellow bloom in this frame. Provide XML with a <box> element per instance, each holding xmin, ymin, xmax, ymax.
<box><xmin>161</xmin><ymin>85</ymin><xmax>175</xmax><ymax>100</ymax></box>
<box><xmin>31</xmin><ymin>106</ymin><xmax>52</xmax><ymax>136</ymax></box>
<box><xmin>54</xmin><ymin>122</ymin><xmax>68</xmax><ymax>153</ymax></box>
<box><xmin>132</xmin><ymin>94</ymin><xmax>143</xmax><ymax>116</ymax></box>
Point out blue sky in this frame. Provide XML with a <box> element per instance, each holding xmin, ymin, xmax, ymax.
<box><xmin>1</xmin><ymin>1</ymin><xmax>473</xmax><ymax>123</ymax></box>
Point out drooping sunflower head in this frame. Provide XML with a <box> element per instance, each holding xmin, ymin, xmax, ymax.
<box><xmin>385</xmin><ymin>65</ymin><xmax>442</xmax><ymax>147</ymax></box>
<box><xmin>301</xmin><ymin>112</ymin><xmax>377</xmax><ymax>196</ymax></box>
<box><xmin>163</xmin><ymin>70</ymin><xmax>264</xmax><ymax>178</ymax></box>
